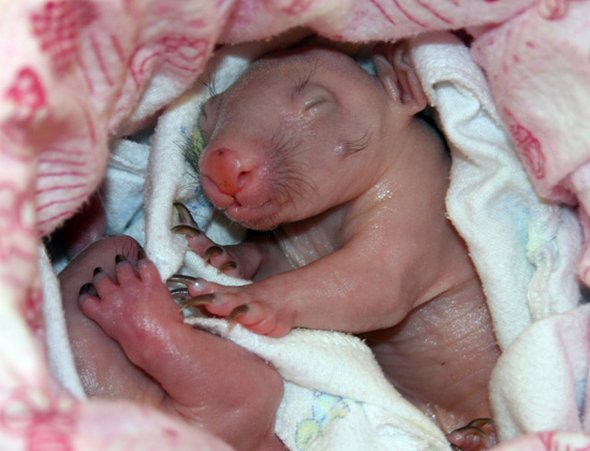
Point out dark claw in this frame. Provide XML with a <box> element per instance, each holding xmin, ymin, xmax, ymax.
<box><xmin>465</xmin><ymin>418</ymin><xmax>493</xmax><ymax>430</ymax></box>
<box><xmin>204</xmin><ymin>245</ymin><xmax>223</xmax><ymax>262</ymax></box>
<box><xmin>137</xmin><ymin>247</ymin><xmax>147</xmax><ymax>260</ymax></box>
<box><xmin>173</xmin><ymin>201</ymin><xmax>199</xmax><ymax>227</ymax></box>
<box><xmin>166</xmin><ymin>274</ymin><xmax>210</xmax><ymax>306</ymax></box>
<box><xmin>79</xmin><ymin>283</ymin><xmax>98</xmax><ymax>297</ymax></box>
<box><xmin>171</xmin><ymin>224</ymin><xmax>201</xmax><ymax>237</ymax></box>
<box><xmin>93</xmin><ymin>266</ymin><xmax>103</xmax><ymax>276</ymax></box>
<box><xmin>228</xmin><ymin>304</ymin><xmax>249</xmax><ymax>322</ymax></box>
<box><xmin>115</xmin><ymin>254</ymin><xmax>126</xmax><ymax>264</ymax></box>
<box><xmin>447</xmin><ymin>417</ymin><xmax>495</xmax><ymax>451</ymax></box>
<box><xmin>219</xmin><ymin>261</ymin><xmax>237</xmax><ymax>273</ymax></box>
<box><xmin>452</xmin><ymin>426</ymin><xmax>485</xmax><ymax>437</ymax></box>
<box><xmin>179</xmin><ymin>293</ymin><xmax>216</xmax><ymax>310</ymax></box>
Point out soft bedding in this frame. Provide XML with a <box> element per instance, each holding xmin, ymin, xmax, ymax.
<box><xmin>2</xmin><ymin>0</ymin><xmax>590</xmax><ymax>449</ymax></box>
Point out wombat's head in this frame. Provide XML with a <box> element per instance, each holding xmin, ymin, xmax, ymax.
<box><xmin>198</xmin><ymin>44</ymin><xmax>427</xmax><ymax>230</ymax></box>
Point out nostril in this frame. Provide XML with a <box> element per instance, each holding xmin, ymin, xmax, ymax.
<box><xmin>236</xmin><ymin>170</ymin><xmax>253</xmax><ymax>191</ymax></box>
<box><xmin>213</xmin><ymin>148</ymin><xmax>229</xmax><ymax>159</ymax></box>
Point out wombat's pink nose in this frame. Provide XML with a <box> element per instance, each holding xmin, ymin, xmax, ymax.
<box><xmin>200</xmin><ymin>147</ymin><xmax>255</xmax><ymax>200</ymax></box>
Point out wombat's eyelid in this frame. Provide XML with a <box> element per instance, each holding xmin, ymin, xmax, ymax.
<box><xmin>299</xmin><ymin>83</ymin><xmax>335</xmax><ymax>115</ymax></box>
<box><xmin>304</xmin><ymin>95</ymin><xmax>327</xmax><ymax>111</ymax></box>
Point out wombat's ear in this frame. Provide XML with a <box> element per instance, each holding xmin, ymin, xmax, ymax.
<box><xmin>372</xmin><ymin>42</ymin><xmax>427</xmax><ymax>115</ymax></box>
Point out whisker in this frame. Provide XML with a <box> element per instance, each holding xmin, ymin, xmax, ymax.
<box><xmin>198</xmin><ymin>74</ymin><xmax>218</xmax><ymax>98</ymax></box>
<box><xmin>264</xmin><ymin>124</ymin><xmax>316</xmax><ymax>207</ymax></box>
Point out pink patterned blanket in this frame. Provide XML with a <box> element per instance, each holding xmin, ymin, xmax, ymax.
<box><xmin>1</xmin><ymin>0</ymin><xmax>589</xmax><ymax>448</ymax></box>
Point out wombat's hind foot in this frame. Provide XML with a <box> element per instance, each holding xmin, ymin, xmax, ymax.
<box><xmin>447</xmin><ymin>418</ymin><xmax>496</xmax><ymax>451</ymax></box>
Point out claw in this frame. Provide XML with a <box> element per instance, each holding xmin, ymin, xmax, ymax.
<box><xmin>227</xmin><ymin>304</ymin><xmax>249</xmax><ymax>331</ymax></box>
<box><xmin>171</xmin><ymin>224</ymin><xmax>201</xmax><ymax>237</ymax></box>
<box><xmin>114</xmin><ymin>253</ymin><xmax>140</xmax><ymax>277</ymax></box>
<box><xmin>137</xmin><ymin>247</ymin><xmax>147</xmax><ymax>260</ymax></box>
<box><xmin>166</xmin><ymin>274</ymin><xmax>200</xmax><ymax>287</ymax></box>
<box><xmin>228</xmin><ymin>304</ymin><xmax>249</xmax><ymax>322</ymax></box>
<box><xmin>204</xmin><ymin>245</ymin><xmax>223</xmax><ymax>262</ymax></box>
<box><xmin>179</xmin><ymin>293</ymin><xmax>216</xmax><ymax>310</ymax></box>
<box><xmin>465</xmin><ymin>418</ymin><xmax>493</xmax><ymax>430</ymax></box>
<box><xmin>79</xmin><ymin>283</ymin><xmax>98</xmax><ymax>297</ymax></box>
<box><xmin>452</xmin><ymin>418</ymin><xmax>494</xmax><ymax>436</ymax></box>
<box><xmin>219</xmin><ymin>261</ymin><xmax>237</xmax><ymax>274</ymax></box>
<box><xmin>451</xmin><ymin>426</ymin><xmax>485</xmax><ymax>437</ymax></box>
<box><xmin>447</xmin><ymin>418</ymin><xmax>495</xmax><ymax>451</ymax></box>
<box><xmin>173</xmin><ymin>201</ymin><xmax>198</xmax><ymax>226</ymax></box>
<box><xmin>169</xmin><ymin>287</ymin><xmax>189</xmax><ymax>303</ymax></box>
<box><xmin>166</xmin><ymin>274</ymin><xmax>209</xmax><ymax>305</ymax></box>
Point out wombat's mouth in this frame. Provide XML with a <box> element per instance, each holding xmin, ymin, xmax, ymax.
<box><xmin>200</xmin><ymin>170</ymin><xmax>287</xmax><ymax>230</ymax></box>
<box><xmin>224</xmin><ymin>200</ymin><xmax>281</xmax><ymax>231</ymax></box>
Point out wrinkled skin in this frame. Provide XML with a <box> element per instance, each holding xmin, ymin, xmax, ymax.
<box><xmin>189</xmin><ymin>44</ymin><xmax>500</xmax><ymax>449</ymax></box>
<box><xmin>60</xmin><ymin>236</ymin><xmax>284</xmax><ymax>451</ymax></box>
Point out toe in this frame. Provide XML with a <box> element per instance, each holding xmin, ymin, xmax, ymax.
<box><xmin>114</xmin><ymin>257</ymin><xmax>140</xmax><ymax>286</ymax></box>
<box><xmin>78</xmin><ymin>293</ymin><xmax>103</xmax><ymax>322</ymax></box>
<box><xmin>204</xmin><ymin>245</ymin><xmax>223</xmax><ymax>263</ymax></box>
<box><xmin>228</xmin><ymin>303</ymin><xmax>290</xmax><ymax>337</ymax></box>
<box><xmin>92</xmin><ymin>269</ymin><xmax>118</xmax><ymax>298</ymax></box>
<box><xmin>203</xmin><ymin>292</ymin><xmax>243</xmax><ymax>317</ymax></box>
<box><xmin>187</xmin><ymin>278</ymin><xmax>220</xmax><ymax>296</ymax></box>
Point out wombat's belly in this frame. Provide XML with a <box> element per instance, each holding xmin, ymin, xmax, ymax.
<box><xmin>363</xmin><ymin>277</ymin><xmax>499</xmax><ymax>433</ymax></box>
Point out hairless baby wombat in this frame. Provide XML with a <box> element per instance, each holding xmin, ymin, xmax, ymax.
<box><xmin>67</xmin><ymin>42</ymin><xmax>499</xmax><ymax>451</ymax></box>
<box><xmin>183</xmin><ymin>42</ymin><xmax>500</xmax><ymax>449</ymax></box>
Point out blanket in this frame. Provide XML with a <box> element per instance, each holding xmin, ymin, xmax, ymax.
<box><xmin>2</xmin><ymin>0</ymin><xmax>590</xmax><ymax>449</ymax></box>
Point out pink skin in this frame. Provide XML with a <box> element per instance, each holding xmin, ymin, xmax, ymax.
<box><xmin>188</xmin><ymin>43</ymin><xmax>500</xmax><ymax>448</ymax></box>
<box><xmin>60</xmin><ymin>236</ymin><xmax>284</xmax><ymax>451</ymax></box>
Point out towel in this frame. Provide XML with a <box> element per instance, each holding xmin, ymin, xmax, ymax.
<box><xmin>470</xmin><ymin>0</ymin><xmax>590</xmax><ymax>288</ymax></box>
<box><xmin>1</xmin><ymin>0</ymin><xmax>589</xmax><ymax>449</ymax></box>
<box><xmin>410</xmin><ymin>31</ymin><xmax>585</xmax><ymax>443</ymax></box>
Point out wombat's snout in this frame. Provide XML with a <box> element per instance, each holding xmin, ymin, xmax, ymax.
<box><xmin>200</xmin><ymin>147</ymin><xmax>262</xmax><ymax>209</ymax></box>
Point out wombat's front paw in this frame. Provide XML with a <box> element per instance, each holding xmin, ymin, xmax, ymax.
<box><xmin>186</xmin><ymin>280</ymin><xmax>294</xmax><ymax>337</ymax></box>
<box><xmin>172</xmin><ymin>202</ymin><xmax>242</xmax><ymax>278</ymax></box>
